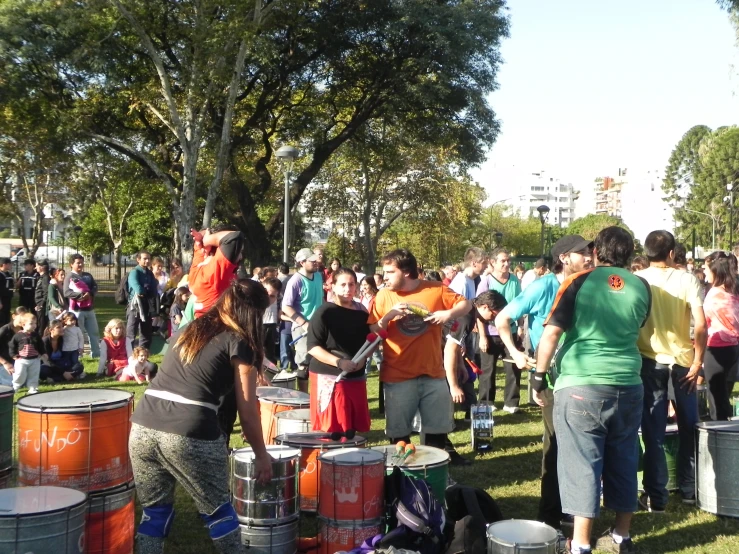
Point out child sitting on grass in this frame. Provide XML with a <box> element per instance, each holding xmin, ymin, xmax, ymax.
<box><xmin>97</xmin><ymin>318</ymin><xmax>132</xmax><ymax>377</ymax></box>
<box><xmin>41</xmin><ymin>320</ymin><xmax>85</xmax><ymax>382</ymax></box>
<box><xmin>8</xmin><ymin>313</ymin><xmax>45</xmax><ymax>394</ymax></box>
<box><xmin>116</xmin><ymin>346</ymin><xmax>157</xmax><ymax>383</ymax></box>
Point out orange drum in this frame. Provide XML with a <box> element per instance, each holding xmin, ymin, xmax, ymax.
<box><xmin>17</xmin><ymin>389</ymin><xmax>133</xmax><ymax>492</ymax></box>
<box><xmin>318</xmin><ymin>449</ymin><xmax>385</xmax><ymax>521</ymax></box>
<box><xmin>274</xmin><ymin>432</ymin><xmax>367</xmax><ymax>512</ymax></box>
<box><xmin>86</xmin><ymin>482</ymin><xmax>135</xmax><ymax>554</ymax></box>
<box><xmin>257</xmin><ymin>388</ymin><xmax>309</xmax><ymax>445</ymax></box>
<box><xmin>319</xmin><ymin>518</ymin><xmax>382</xmax><ymax>554</ymax></box>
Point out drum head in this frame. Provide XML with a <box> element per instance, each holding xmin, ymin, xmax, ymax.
<box><xmin>371</xmin><ymin>444</ymin><xmax>450</xmax><ymax>468</ymax></box>
<box><xmin>0</xmin><ymin>385</ymin><xmax>13</xmax><ymax>398</ymax></box>
<box><xmin>233</xmin><ymin>445</ymin><xmax>301</xmax><ymax>462</ymax></box>
<box><xmin>274</xmin><ymin>432</ymin><xmax>367</xmax><ymax>449</ymax></box>
<box><xmin>318</xmin><ymin>448</ymin><xmax>384</xmax><ymax>465</ymax></box>
<box><xmin>17</xmin><ymin>389</ymin><xmax>133</xmax><ymax>413</ymax></box>
<box><xmin>0</xmin><ymin>486</ymin><xmax>87</xmax><ymax>515</ymax></box>
<box><xmin>257</xmin><ymin>387</ymin><xmax>309</xmax><ymax>402</ymax></box>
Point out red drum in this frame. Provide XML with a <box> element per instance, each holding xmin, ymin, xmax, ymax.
<box><xmin>318</xmin><ymin>518</ymin><xmax>382</xmax><ymax>554</ymax></box>
<box><xmin>86</xmin><ymin>482</ymin><xmax>135</xmax><ymax>554</ymax></box>
<box><xmin>318</xmin><ymin>449</ymin><xmax>385</xmax><ymax>521</ymax></box>
<box><xmin>257</xmin><ymin>388</ymin><xmax>309</xmax><ymax>445</ymax></box>
<box><xmin>17</xmin><ymin>389</ymin><xmax>133</xmax><ymax>492</ymax></box>
<box><xmin>274</xmin><ymin>432</ymin><xmax>367</xmax><ymax>513</ymax></box>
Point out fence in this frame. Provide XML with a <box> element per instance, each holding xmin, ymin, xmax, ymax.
<box><xmin>12</xmin><ymin>258</ymin><xmax>143</xmax><ymax>289</ymax></box>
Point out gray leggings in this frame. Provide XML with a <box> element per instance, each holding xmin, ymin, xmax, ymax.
<box><xmin>129</xmin><ymin>423</ymin><xmax>244</xmax><ymax>553</ymax></box>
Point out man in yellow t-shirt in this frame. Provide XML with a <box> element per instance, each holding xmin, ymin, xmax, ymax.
<box><xmin>369</xmin><ymin>249</ymin><xmax>471</xmax><ymax>465</ymax></box>
<box><xmin>635</xmin><ymin>230</ymin><xmax>706</xmax><ymax>511</ymax></box>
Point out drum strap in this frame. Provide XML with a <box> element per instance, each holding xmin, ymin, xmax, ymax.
<box><xmin>145</xmin><ymin>389</ymin><xmax>219</xmax><ymax>412</ymax></box>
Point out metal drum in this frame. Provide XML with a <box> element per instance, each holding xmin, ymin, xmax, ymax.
<box><xmin>231</xmin><ymin>445</ymin><xmax>300</xmax><ymax>524</ymax></box>
<box><xmin>239</xmin><ymin>518</ymin><xmax>299</xmax><ymax>554</ymax></box>
<box><xmin>319</xmin><ymin>517</ymin><xmax>382</xmax><ymax>554</ymax></box>
<box><xmin>274</xmin><ymin>432</ymin><xmax>367</xmax><ymax>512</ymax></box>
<box><xmin>275</xmin><ymin>409</ymin><xmax>312</xmax><ymax>437</ymax></box>
<box><xmin>257</xmin><ymin>388</ymin><xmax>310</xmax><ymax>445</ymax></box>
<box><xmin>17</xmin><ymin>389</ymin><xmax>134</xmax><ymax>492</ymax></box>
<box><xmin>471</xmin><ymin>402</ymin><xmax>495</xmax><ymax>452</ymax></box>
<box><xmin>638</xmin><ymin>424</ymin><xmax>679</xmax><ymax>492</ymax></box>
<box><xmin>697</xmin><ymin>384</ymin><xmax>710</xmax><ymax>420</ymax></box>
<box><xmin>486</xmin><ymin>520</ymin><xmax>558</xmax><ymax>554</ymax></box>
<box><xmin>86</xmin><ymin>482</ymin><xmax>135</xmax><ymax>554</ymax></box>
<box><xmin>370</xmin><ymin>444</ymin><xmax>450</xmax><ymax>504</ymax></box>
<box><xmin>0</xmin><ymin>386</ymin><xmax>12</xmax><ymax>474</ymax></box>
<box><xmin>0</xmin><ymin>486</ymin><xmax>88</xmax><ymax>554</ymax></box>
<box><xmin>318</xmin><ymin>448</ymin><xmax>385</xmax><ymax>522</ymax></box>
<box><xmin>696</xmin><ymin>421</ymin><xmax>739</xmax><ymax>517</ymax></box>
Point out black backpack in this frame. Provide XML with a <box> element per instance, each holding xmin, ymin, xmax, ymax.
<box><xmin>445</xmin><ymin>484</ymin><xmax>504</xmax><ymax>554</ymax></box>
<box><xmin>115</xmin><ymin>272</ymin><xmax>129</xmax><ymax>305</ymax></box>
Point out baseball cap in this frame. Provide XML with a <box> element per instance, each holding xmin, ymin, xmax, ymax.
<box><xmin>295</xmin><ymin>248</ymin><xmax>320</xmax><ymax>263</ymax></box>
<box><xmin>551</xmin><ymin>235</ymin><xmax>594</xmax><ymax>260</ymax></box>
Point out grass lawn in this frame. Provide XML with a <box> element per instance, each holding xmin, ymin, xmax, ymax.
<box><xmin>5</xmin><ymin>296</ymin><xmax>739</xmax><ymax>553</ymax></box>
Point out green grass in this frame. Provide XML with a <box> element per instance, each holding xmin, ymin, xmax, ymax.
<box><xmin>5</xmin><ymin>295</ymin><xmax>739</xmax><ymax>552</ymax></box>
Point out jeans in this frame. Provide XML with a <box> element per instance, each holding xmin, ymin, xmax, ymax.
<box><xmin>74</xmin><ymin>309</ymin><xmax>100</xmax><ymax>358</ymax></box>
<box><xmin>555</xmin><ymin>384</ymin><xmax>643</xmax><ymax>518</ymax></box>
<box><xmin>640</xmin><ymin>358</ymin><xmax>698</xmax><ymax>504</ymax></box>
<box><xmin>479</xmin><ymin>335</ymin><xmax>521</xmax><ymax>406</ymax></box>
<box><xmin>279</xmin><ymin>332</ymin><xmax>296</xmax><ymax>370</ymax></box>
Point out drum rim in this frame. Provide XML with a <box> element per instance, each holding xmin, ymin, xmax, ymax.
<box><xmin>232</xmin><ymin>445</ymin><xmax>301</xmax><ymax>461</ymax></box>
<box><xmin>274</xmin><ymin>409</ymin><xmax>311</xmax><ymax>420</ymax></box>
<box><xmin>259</xmin><ymin>398</ymin><xmax>310</xmax><ymax>407</ymax></box>
<box><xmin>274</xmin><ymin>433</ymin><xmax>368</xmax><ymax>448</ymax></box>
<box><xmin>318</xmin><ymin>448</ymin><xmax>384</xmax><ymax>464</ymax></box>
<box><xmin>0</xmin><ymin>385</ymin><xmax>13</xmax><ymax>397</ymax></box>
<box><xmin>0</xmin><ymin>486</ymin><xmax>88</xmax><ymax>516</ymax></box>
<box><xmin>88</xmin><ymin>485</ymin><xmax>136</xmax><ymax>512</ymax></box>
<box><xmin>239</xmin><ymin>515</ymin><xmax>300</xmax><ymax>529</ymax></box>
<box><xmin>371</xmin><ymin>444</ymin><xmax>450</xmax><ymax>468</ymax></box>
<box><xmin>695</xmin><ymin>421</ymin><xmax>739</xmax><ymax>432</ymax></box>
<box><xmin>17</xmin><ymin>388</ymin><xmax>133</xmax><ymax>412</ymax></box>
<box><xmin>486</xmin><ymin>519</ymin><xmax>558</xmax><ymax>546</ymax></box>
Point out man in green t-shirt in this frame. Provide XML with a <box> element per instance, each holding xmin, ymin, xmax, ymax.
<box><xmin>534</xmin><ymin>227</ymin><xmax>652</xmax><ymax>554</ymax></box>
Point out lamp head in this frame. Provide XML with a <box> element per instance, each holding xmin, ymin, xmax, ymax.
<box><xmin>276</xmin><ymin>145</ymin><xmax>300</xmax><ymax>160</ymax></box>
<box><xmin>537</xmin><ymin>204</ymin><xmax>550</xmax><ymax>223</ymax></box>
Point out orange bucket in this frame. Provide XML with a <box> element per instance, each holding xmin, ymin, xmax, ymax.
<box><xmin>319</xmin><ymin>518</ymin><xmax>382</xmax><ymax>554</ymax></box>
<box><xmin>17</xmin><ymin>389</ymin><xmax>133</xmax><ymax>492</ymax></box>
<box><xmin>87</xmin><ymin>482</ymin><xmax>135</xmax><ymax>554</ymax></box>
<box><xmin>257</xmin><ymin>387</ymin><xmax>309</xmax><ymax>445</ymax></box>
<box><xmin>318</xmin><ymin>448</ymin><xmax>385</xmax><ymax>521</ymax></box>
<box><xmin>274</xmin><ymin>432</ymin><xmax>367</xmax><ymax>513</ymax></box>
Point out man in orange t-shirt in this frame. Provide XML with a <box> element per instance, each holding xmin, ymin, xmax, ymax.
<box><xmin>369</xmin><ymin>249</ymin><xmax>471</xmax><ymax>464</ymax></box>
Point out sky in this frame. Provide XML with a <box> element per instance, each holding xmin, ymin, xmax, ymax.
<box><xmin>472</xmin><ymin>0</ymin><xmax>739</xmax><ymax>206</ymax></box>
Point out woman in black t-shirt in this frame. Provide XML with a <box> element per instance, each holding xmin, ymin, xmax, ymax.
<box><xmin>307</xmin><ymin>267</ymin><xmax>371</xmax><ymax>433</ymax></box>
<box><xmin>129</xmin><ymin>279</ymin><xmax>272</xmax><ymax>554</ymax></box>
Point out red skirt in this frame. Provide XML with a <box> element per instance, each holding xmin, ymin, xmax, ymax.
<box><xmin>309</xmin><ymin>372</ymin><xmax>370</xmax><ymax>433</ymax></box>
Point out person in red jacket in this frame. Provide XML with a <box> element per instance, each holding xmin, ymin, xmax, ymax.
<box><xmin>97</xmin><ymin>318</ymin><xmax>132</xmax><ymax>377</ymax></box>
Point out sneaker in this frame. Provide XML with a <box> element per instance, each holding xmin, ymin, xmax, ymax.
<box><xmin>638</xmin><ymin>492</ymin><xmax>665</xmax><ymax>514</ymax></box>
<box><xmin>681</xmin><ymin>494</ymin><xmax>696</xmax><ymax>505</ymax></box>
<box><xmin>564</xmin><ymin>539</ymin><xmax>591</xmax><ymax>554</ymax></box>
<box><xmin>502</xmin><ymin>405</ymin><xmax>520</xmax><ymax>414</ymax></box>
<box><xmin>595</xmin><ymin>529</ymin><xmax>637</xmax><ymax>553</ymax></box>
<box><xmin>78</xmin><ymin>372</ymin><xmax>87</xmax><ymax>380</ymax></box>
<box><xmin>449</xmin><ymin>451</ymin><xmax>472</xmax><ymax>466</ymax></box>
<box><xmin>46</xmin><ymin>377</ymin><xmax>56</xmax><ymax>385</ymax></box>
<box><xmin>27</xmin><ymin>388</ymin><xmax>38</xmax><ymax>395</ymax></box>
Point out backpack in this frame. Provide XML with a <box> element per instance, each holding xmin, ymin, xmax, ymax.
<box><xmin>115</xmin><ymin>272</ymin><xmax>129</xmax><ymax>305</ymax></box>
<box><xmin>445</xmin><ymin>484</ymin><xmax>504</xmax><ymax>554</ymax></box>
<box><xmin>377</xmin><ymin>468</ymin><xmax>449</xmax><ymax>554</ymax></box>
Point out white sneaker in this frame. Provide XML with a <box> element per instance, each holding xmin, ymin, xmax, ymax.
<box><xmin>503</xmin><ymin>405</ymin><xmax>520</xmax><ymax>414</ymax></box>
<box><xmin>490</xmin><ymin>405</ymin><xmax>498</xmax><ymax>412</ymax></box>
<box><xmin>28</xmin><ymin>388</ymin><xmax>39</xmax><ymax>395</ymax></box>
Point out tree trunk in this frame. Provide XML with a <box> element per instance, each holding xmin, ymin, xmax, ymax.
<box><xmin>113</xmin><ymin>243</ymin><xmax>122</xmax><ymax>283</ymax></box>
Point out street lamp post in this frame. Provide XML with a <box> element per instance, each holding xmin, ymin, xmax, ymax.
<box><xmin>537</xmin><ymin>205</ymin><xmax>550</xmax><ymax>256</ymax></box>
<box><xmin>276</xmin><ymin>145</ymin><xmax>300</xmax><ymax>263</ymax></box>
<box><xmin>73</xmin><ymin>225</ymin><xmax>82</xmax><ymax>255</ymax></box>
<box><xmin>728</xmin><ymin>183</ymin><xmax>734</xmax><ymax>249</ymax></box>
<box><xmin>495</xmin><ymin>231</ymin><xmax>503</xmax><ymax>246</ymax></box>
<box><xmin>682</xmin><ymin>208</ymin><xmax>717</xmax><ymax>251</ymax></box>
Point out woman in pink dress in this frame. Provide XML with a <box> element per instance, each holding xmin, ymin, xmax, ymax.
<box><xmin>702</xmin><ymin>251</ymin><xmax>739</xmax><ymax>420</ymax></box>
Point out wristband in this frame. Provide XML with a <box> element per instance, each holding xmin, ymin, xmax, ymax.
<box><xmin>531</xmin><ymin>373</ymin><xmax>549</xmax><ymax>393</ymax></box>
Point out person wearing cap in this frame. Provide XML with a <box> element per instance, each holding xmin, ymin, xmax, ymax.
<box><xmin>634</xmin><ymin>230</ymin><xmax>706</xmax><ymax>511</ymax></box>
<box><xmin>534</xmin><ymin>227</ymin><xmax>652</xmax><ymax>554</ymax></box>
<box><xmin>34</xmin><ymin>259</ymin><xmax>51</xmax><ymax>336</ymax></box>
<box><xmin>494</xmin><ymin>235</ymin><xmax>593</xmax><ymax>531</ymax></box>
<box><xmin>0</xmin><ymin>257</ymin><xmax>15</xmax><ymax>327</ymax></box>
<box><xmin>282</xmin><ymin>248</ymin><xmax>324</xmax><ymax>389</ymax></box>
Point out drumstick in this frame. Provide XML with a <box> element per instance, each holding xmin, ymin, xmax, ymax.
<box><xmin>351</xmin><ymin>333</ymin><xmax>379</xmax><ymax>364</ymax></box>
<box><xmin>502</xmin><ymin>357</ymin><xmax>536</xmax><ymax>368</ymax></box>
<box><xmin>465</xmin><ymin>357</ymin><xmax>483</xmax><ymax>375</ymax></box>
<box><xmin>289</xmin><ymin>332</ymin><xmax>307</xmax><ymax>346</ymax></box>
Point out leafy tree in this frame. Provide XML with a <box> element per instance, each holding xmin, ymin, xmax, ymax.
<box><xmin>566</xmin><ymin>214</ymin><xmax>633</xmax><ymax>241</ymax></box>
<box><xmin>663</xmin><ymin>125</ymin><xmax>712</xmax><ymax>203</ymax></box>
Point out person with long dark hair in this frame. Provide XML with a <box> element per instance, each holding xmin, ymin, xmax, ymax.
<box><xmin>702</xmin><ymin>251</ymin><xmax>739</xmax><ymax>420</ymax></box>
<box><xmin>129</xmin><ymin>279</ymin><xmax>272</xmax><ymax>554</ymax></box>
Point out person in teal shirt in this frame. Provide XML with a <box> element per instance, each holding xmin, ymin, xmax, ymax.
<box><xmin>495</xmin><ymin>235</ymin><xmax>593</xmax><ymax>531</ymax></box>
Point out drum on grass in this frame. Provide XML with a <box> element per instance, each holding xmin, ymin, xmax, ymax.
<box><xmin>274</xmin><ymin>432</ymin><xmax>367</xmax><ymax>513</ymax></box>
<box><xmin>275</xmin><ymin>409</ymin><xmax>312</xmax><ymax>437</ymax></box>
<box><xmin>318</xmin><ymin>517</ymin><xmax>382</xmax><ymax>554</ymax></box>
<box><xmin>239</xmin><ymin>518</ymin><xmax>299</xmax><ymax>554</ymax></box>
<box><xmin>637</xmin><ymin>424</ymin><xmax>679</xmax><ymax>492</ymax></box>
<box><xmin>86</xmin><ymin>482</ymin><xmax>135</xmax><ymax>554</ymax></box>
<box><xmin>257</xmin><ymin>388</ymin><xmax>310</xmax><ymax>445</ymax></box>
<box><xmin>231</xmin><ymin>445</ymin><xmax>300</xmax><ymax>524</ymax></box>
<box><xmin>0</xmin><ymin>386</ymin><xmax>13</xmax><ymax>474</ymax></box>
<box><xmin>696</xmin><ymin>421</ymin><xmax>739</xmax><ymax>517</ymax></box>
<box><xmin>486</xmin><ymin>520</ymin><xmax>559</xmax><ymax>554</ymax></box>
<box><xmin>0</xmin><ymin>486</ymin><xmax>88</xmax><ymax>554</ymax></box>
<box><xmin>318</xmin><ymin>448</ymin><xmax>385</xmax><ymax>521</ymax></box>
<box><xmin>17</xmin><ymin>389</ymin><xmax>133</xmax><ymax>492</ymax></box>
<box><xmin>370</xmin><ymin>444</ymin><xmax>450</xmax><ymax>504</ymax></box>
